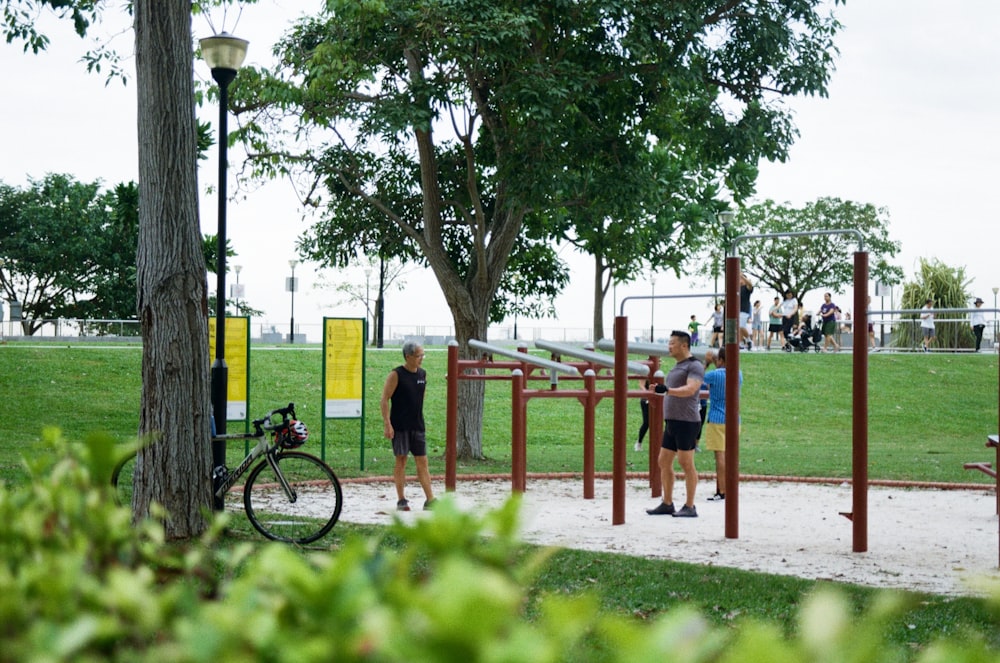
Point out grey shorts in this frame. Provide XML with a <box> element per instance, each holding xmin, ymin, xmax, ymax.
<box><xmin>392</xmin><ymin>430</ymin><xmax>427</xmax><ymax>457</ymax></box>
<box><xmin>922</xmin><ymin>327</ymin><xmax>935</xmax><ymax>339</ymax></box>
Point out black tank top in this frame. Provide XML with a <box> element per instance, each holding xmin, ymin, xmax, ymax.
<box><xmin>390</xmin><ymin>366</ymin><xmax>426</xmax><ymax>432</ymax></box>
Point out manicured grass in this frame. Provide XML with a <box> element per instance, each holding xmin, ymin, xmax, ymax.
<box><xmin>2</xmin><ymin>342</ymin><xmax>996</xmax><ymax>487</ymax></box>
<box><xmin>2</xmin><ymin>340</ymin><xmax>999</xmax><ymax>658</ymax></box>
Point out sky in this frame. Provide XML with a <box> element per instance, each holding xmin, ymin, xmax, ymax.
<box><xmin>1</xmin><ymin>1</ymin><xmax>998</xmax><ymax>342</ymax></box>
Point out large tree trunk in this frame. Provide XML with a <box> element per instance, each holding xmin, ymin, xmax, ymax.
<box><xmin>452</xmin><ymin>313</ymin><xmax>487</xmax><ymax>461</ymax></box>
<box><xmin>592</xmin><ymin>253</ymin><xmax>607</xmax><ymax>342</ymax></box>
<box><xmin>133</xmin><ymin>0</ymin><xmax>213</xmax><ymax>538</ymax></box>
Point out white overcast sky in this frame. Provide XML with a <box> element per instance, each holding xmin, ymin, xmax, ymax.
<box><xmin>1</xmin><ymin>1</ymin><xmax>997</xmax><ymax>338</ymax></box>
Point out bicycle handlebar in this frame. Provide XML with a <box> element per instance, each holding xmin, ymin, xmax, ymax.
<box><xmin>251</xmin><ymin>402</ymin><xmax>297</xmax><ymax>432</ymax></box>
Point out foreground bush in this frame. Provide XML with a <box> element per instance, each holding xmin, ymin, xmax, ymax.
<box><xmin>1</xmin><ymin>430</ymin><xmax>998</xmax><ymax>662</ymax></box>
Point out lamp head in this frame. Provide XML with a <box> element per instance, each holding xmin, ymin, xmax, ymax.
<box><xmin>200</xmin><ymin>32</ymin><xmax>249</xmax><ymax>72</ymax></box>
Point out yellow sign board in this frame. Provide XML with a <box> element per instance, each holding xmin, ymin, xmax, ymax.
<box><xmin>208</xmin><ymin>316</ymin><xmax>249</xmax><ymax>421</ymax></box>
<box><xmin>323</xmin><ymin>318</ymin><xmax>365</xmax><ymax>418</ymax></box>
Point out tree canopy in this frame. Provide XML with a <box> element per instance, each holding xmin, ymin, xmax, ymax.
<box><xmin>234</xmin><ymin>0</ymin><xmax>844</xmax><ymax>457</ymax></box>
<box><xmin>0</xmin><ymin>174</ymin><xmax>139</xmax><ymax>333</ymax></box>
<box><xmin>707</xmin><ymin>197</ymin><xmax>904</xmax><ymax>304</ymax></box>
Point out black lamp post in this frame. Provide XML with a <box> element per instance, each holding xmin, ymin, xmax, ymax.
<box><xmin>201</xmin><ymin>32</ymin><xmax>248</xmax><ymax>510</ymax></box>
<box><xmin>288</xmin><ymin>259</ymin><xmax>298</xmax><ymax>344</ymax></box>
<box><xmin>650</xmin><ymin>275</ymin><xmax>656</xmax><ymax>342</ymax></box>
<box><xmin>376</xmin><ymin>253</ymin><xmax>385</xmax><ymax>348</ymax></box>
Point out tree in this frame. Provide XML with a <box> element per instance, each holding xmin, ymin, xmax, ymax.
<box><xmin>0</xmin><ymin>174</ymin><xmax>124</xmax><ymax>334</ymax></box>
<box><xmin>131</xmin><ymin>0</ymin><xmax>214</xmax><ymax>537</ymax></box>
<box><xmin>230</xmin><ymin>0</ymin><xmax>842</xmax><ymax>459</ymax></box>
<box><xmin>701</xmin><ymin>198</ymin><xmax>904</xmax><ymax>304</ymax></box>
<box><xmin>895</xmin><ymin>258</ymin><xmax>974</xmax><ymax>350</ymax></box>
<box><xmin>3</xmin><ymin>1</ymin><xmax>241</xmax><ymax>539</ymax></box>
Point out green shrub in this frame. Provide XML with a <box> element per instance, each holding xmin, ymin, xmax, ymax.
<box><xmin>1</xmin><ymin>430</ymin><xmax>998</xmax><ymax>662</ymax></box>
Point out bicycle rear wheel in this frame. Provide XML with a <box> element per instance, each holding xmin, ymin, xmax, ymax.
<box><xmin>111</xmin><ymin>450</ymin><xmax>138</xmax><ymax>509</ymax></box>
<box><xmin>242</xmin><ymin>451</ymin><xmax>343</xmax><ymax>544</ymax></box>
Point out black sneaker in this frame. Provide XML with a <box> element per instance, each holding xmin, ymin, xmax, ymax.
<box><xmin>672</xmin><ymin>504</ymin><xmax>698</xmax><ymax>518</ymax></box>
<box><xmin>396</xmin><ymin>499</ymin><xmax>411</xmax><ymax>511</ymax></box>
<box><xmin>646</xmin><ymin>502</ymin><xmax>675</xmax><ymax>515</ymax></box>
<box><xmin>423</xmin><ymin>498</ymin><xmax>437</xmax><ymax>511</ymax></box>
<box><xmin>707</xmin><ymin>492</ymin><xmax>725</xmax><ymax>502</ymax></box>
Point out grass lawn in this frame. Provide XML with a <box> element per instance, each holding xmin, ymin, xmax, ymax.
<box><xmin>2</xmin><ymin>340</ymin><xmax>999</xmax><ymax>658</ymax></box>
<box><xmin>1</xmin><ymin>342</ymin><xmax>996</xmax><ymax>486</ymax></box>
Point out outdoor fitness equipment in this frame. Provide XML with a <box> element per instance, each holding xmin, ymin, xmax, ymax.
<box><xmin>444</xmin><ymin>336</ymin><xmax>651</xmax><ymax>524</ymax></box>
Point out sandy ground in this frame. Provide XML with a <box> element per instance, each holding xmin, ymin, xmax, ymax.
<box><xmin>334</xmin><ymin>475</ymin><xmax>1000</xmax><ymax>597</ymax></box>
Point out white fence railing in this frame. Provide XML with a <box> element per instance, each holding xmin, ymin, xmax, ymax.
<box><xmin>3</xmin><ymin>316</ymin><xmax>998</xmax><ymax>351</ymax></box>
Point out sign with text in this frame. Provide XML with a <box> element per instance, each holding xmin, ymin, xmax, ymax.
<box><xmin>208</xmin><ymin>316</ymin><xmax>250</xmax><ymax>421</ymax></box>
<box><xmin>323</xmin><ymin>318</ymin><xmax>366</xmax><ymax>418</ymax></box>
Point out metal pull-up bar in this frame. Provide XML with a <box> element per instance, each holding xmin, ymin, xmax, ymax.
<box><xmin>534</xmin><ymin>339</ymin><xmax>650</xmax><ymax>376</ymax></box>
<box><xmin>468</xmin><ymin>339</ymin><xmax>580</xmax><ymax>375</ymax></box>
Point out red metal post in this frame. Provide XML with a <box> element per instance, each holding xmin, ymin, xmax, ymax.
<box><xmin>613</xmin><ymin>316</ymin><xmax>628</xmax><ymax>525</ymax></box>
<box><xmin>583</xmin><ymin>369</ymin><xmax>596</xmax><ymax>499</ymax></box>
<box><xmin>853</xmin><ymin>251</ymin><xmax>870</xmax><ymax>552</ymax></box>
<box><xmin>445</xmin><ymin>342</ymin><xmax>458</xmax><ymax>492</ymax></box>
<box><xmin>724</xmin><ymin>256</ymin><xmax>741</xmax><ymax>539</ymax></box>
<box><xmin>511</xmin><ymin>368</ymin><xmax>526</xmax><ymax>493</ymax></box>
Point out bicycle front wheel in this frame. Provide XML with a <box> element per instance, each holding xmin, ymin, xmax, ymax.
<box><xmin>242</xmin><ymin>451</ymin><xmax>343</xmax><ymax>544</ymax></box>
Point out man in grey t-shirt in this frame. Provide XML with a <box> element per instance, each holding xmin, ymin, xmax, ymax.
<box><xmin>646</xmin><ymin>330</ymin><xmax>705</xmax><ymax>518</ymax></box>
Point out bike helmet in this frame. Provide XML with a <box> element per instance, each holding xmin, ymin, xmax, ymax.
<box><xmin>280</xmin><ymin>419</ymin><xmax>309</xmax><ymax>448</ymax></box>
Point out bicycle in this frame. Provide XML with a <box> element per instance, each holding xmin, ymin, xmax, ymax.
<box><xmin>112</xmin><ymin>402</ymin><xmax>343</xmax><ymax>544</ymax></box>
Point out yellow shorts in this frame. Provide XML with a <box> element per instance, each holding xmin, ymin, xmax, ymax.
<box><xmin>703</xmin><ymin>422</ymin><xmax>740</xmax><ymax>451</ymax></box>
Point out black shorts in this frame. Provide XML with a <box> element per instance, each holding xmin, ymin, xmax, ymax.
<box><xmin>661</xmin><ymin>420</ymin><xmax>701</xmax><ymax>452</ymax></box>
<box><xmin>768</xmin><ymin>323</ymin><xmax>782</xmax><ymax>333</ymax></box>
<box><xmin>712</xmin><ymin>326</ymin><xmax>723</xmax><ymax>333</ymax></box>
<box><xmin>392</xmin><ymin>430</ymin><xmax>427</xmax><ymax>457</ymax></box>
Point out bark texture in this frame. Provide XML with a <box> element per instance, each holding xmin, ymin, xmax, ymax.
<box><xmin>133</xmin><ymin>0</ymin><xmax>213</xmax><ymax>537</ymax></box>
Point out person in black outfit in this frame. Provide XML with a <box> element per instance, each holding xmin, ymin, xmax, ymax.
<box><xmin>635</xmin><ymin>378</ymin><xmax>650</xmax><ymax>451</ymax></box>
<box><xmin>380</xmin><ymin>341</ymin><xmax>437</xmax><ymax>511</ymax></box>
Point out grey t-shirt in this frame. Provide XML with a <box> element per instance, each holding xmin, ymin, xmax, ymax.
<box><xmin>663</xmin><ymin>356</ymin><xmax>704</xmax><ymax>422</ymax></box>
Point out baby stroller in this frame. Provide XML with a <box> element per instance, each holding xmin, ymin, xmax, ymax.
<box><xmin>784</xmin><ymin>316</ymin><xmax>822</xmax><ymax>353</ymax></box>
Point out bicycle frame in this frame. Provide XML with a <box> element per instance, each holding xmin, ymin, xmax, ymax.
<box><xmin>212</xmin><ymin>433</ymin><xmax>275</xmax><ymax>499</ymax></box>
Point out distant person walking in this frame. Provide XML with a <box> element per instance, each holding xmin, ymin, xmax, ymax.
<box><xmin>971</xmin><ymin>297</ymin><xmax>987</xmax><ymax>352</ymax></box>
<box><xmin>380</xmin><ymin>341</ymin><xmax>437</xmax><ymax>511</ymax></box>
<box><xmin>780</xmin><ymin>290</ymin><xmax>798</xmax><ymax>346</ymax></box>
<box><xmin>920</xmin><ymin>298</ymin><xmax>935</xmax><ymax>352</ymax></box>
<box><xmin>819</xmin><ymin>292</ymin><xmax>841</xmax><ymax>352</ymax></box>
<box><xmin>706</xmin><ymin>303</ymin><xmax>723</xmax><ymax>349</ymax></box>
<box><xmin>751</xmin><ymin>300</ymin><xmax>764</xmax><ymax>349</ymax></box>
<box><xmin>767</xmin><ymin>296</ymin><xmax>783</xmax><ymax>350</ymax></box>
<box><xmin>739</xmin><ymin>273</ymin><xmax>754</xmax><ymax>351</ymax></box>
<box><xmin>646</xmin><ymin>330</ymin><xmax>705</xmax><ymax>518</ymax></box>
<box><xmin>701</xmin><ymin>347</ymin><xmax>742</xmax><ymax>501</ymax></box>
<box><xmin>687</xmin><ymin>315</ymin><xmax>700</xmax><ymax>347</ymax></box>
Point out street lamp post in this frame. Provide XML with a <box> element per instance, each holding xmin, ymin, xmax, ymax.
<box><xmin>232</xmin><ymin>264</ymin><xmax>242</xmax><ymax>316</ymax></box>
<box><xmin>288</xmin><ymin>260</ymin><xmax>298</xmax><ymax>344</ymax></box>
<box><xmin>364</xmin><ymin>267</ymin><xmax>372</xmax><ymax>345</ymax></box>
<box><xmin>993</xmin><ymin>286</ymin><xmax>998</xmax><ymax>351</ymax></box>
<box><xmin>201</xmin><ymin>32</ymin><xmax>248</xmax><ymax>510</ymax></box>
<box><xmin>650</xmin><ymin>276</ymin><xmax>656</xmax><ymax>342</ymax></box>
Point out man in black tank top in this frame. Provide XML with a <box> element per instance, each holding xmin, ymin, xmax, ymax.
<box><xmin>380</xmin><ymin>341</ymin><xmax>437</xmax><ymax>511</ymax></box>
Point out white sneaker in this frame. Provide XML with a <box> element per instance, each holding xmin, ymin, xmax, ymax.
<box><xmin>634</xmin><ymin>442</ymin><xmax>642</xmax><ymax>452</ymax></box>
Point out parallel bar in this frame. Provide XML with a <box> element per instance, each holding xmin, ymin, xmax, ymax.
<box><xmin>534</xmin><ymin>339</ymin><xmax>649</xmax><ymax>375</ymax></box>
<box><xmin>468</xmin><ymin>339</ymin><xmax>579</xmax><ymax>375</ymax></box>
<box><xmin>596</xmin><ymin>338</ymin><xmax>709</xmax><ymax>361</ymax></box>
